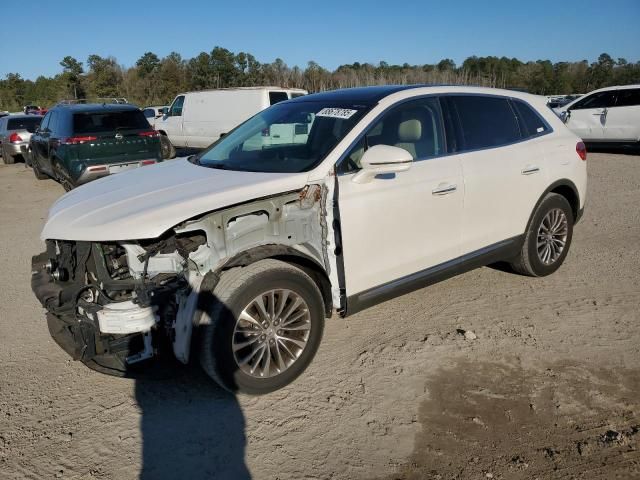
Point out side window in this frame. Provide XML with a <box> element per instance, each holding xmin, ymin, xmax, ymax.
<box><xmin>48</xmin><ymin>112</ymin><xmax>59</xmax><ymax>135</ymax></box>
<box><xmin>614</xmin><ymin>88</ymin><xmax>640</xmax><ymax>107</ymax></box>
<box><xmin>40</xmin><ymin>111</ymin><xmax>52</xmax><ymax>131</ymax></box>
<box><xmin>269</xmin><ymin>91</ymin><xmax>289</xmax><ymax>105</ymax></box>
<box><xmin>571</xmin><ymin>91</ymin><xmax>616</xmax><ymax>110</ymax></box>
<box><xmin>450</xmin><ymin>95</ymin><xmax>520</xmax><ymax>150</ymax></box>
<box><xmin>337</xmin><ymin>97</ymin><xmax>445</xmax><ymax>174</ymax></box>
<box><xmin>512</xmin><ymin>100</ymin><xmax>549</xmax><ymax>137</ymax></box>
<box><xmin>169</xmin><ymin>96</ymin><xmax>185</xmax><ymax>116</ymax></box>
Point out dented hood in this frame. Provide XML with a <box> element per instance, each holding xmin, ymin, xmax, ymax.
<box><xmin>41</xmin><ymin>158</ymin><xmax>309</xmax><ymax>241</ymax></box>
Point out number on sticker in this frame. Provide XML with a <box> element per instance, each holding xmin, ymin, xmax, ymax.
<box><xmin>316</xmin><ymin>108</ymin><xmax>358</xmax><ymax>119</ymax></box>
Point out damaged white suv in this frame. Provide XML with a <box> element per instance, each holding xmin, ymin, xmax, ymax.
<box><xmin>32</xmin><ymin>86</ymin><xmax>587</xmax><ymax>394</ymax></box>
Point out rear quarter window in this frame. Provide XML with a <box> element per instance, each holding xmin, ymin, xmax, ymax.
<box><xmin>512</xmin><ymin>100</ymin><xmax>549</xmax><ymax>137</ymax></box>
<box><xmin>73</xmin><ymin>110</ymin><xmax>149</xmax><ymax>134</ymax></box>
<box><xmin>450</xmin><ymin>95</ymin><xmax>521</xmax><ymax>150</ymax></box>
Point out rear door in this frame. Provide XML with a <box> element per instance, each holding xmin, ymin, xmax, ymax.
<box><xmin>603</xmin><ymin>88</ymin><xmax>640</xmax><ymax>142</ymax></box>
<box><xmin>565</xmin><ymin>91</ymin><xmax>617</xmax><ymax>141</ymax></box>
<box><xmin>444</xmin><ymin>95</ymin><xmax>549</xmax><ymax>254</ymax></box>
<box><xmin>71</xmin><ymin>109</ymin><xmax>159</xmax><ymax>168</ymax></box>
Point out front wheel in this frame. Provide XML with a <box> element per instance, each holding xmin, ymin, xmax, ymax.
<box><xmin>198</xmin><ymin>259</ymin><xmax>325</xmax><ymax>395</ymax></box>
<box><xmin>510</xmin><ymin>193</ymin><xmax>574</xmax><ymax>277</ymax></box>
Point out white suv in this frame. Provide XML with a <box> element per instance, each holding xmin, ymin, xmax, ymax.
<box><xmin>32</xmin><ymin>86</ymin><xmax>587</xmax><ymax>394</ymax></box>
<box><xmin>556</xmin><ymin>84</ymin><xmax>640</xmax><ymax>148</ymax></box>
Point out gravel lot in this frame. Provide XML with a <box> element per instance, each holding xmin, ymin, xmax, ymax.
<box><xmin>1</xmin><ymin>152</ymin><xmax>639</xmax><ymax>479</ymax></box>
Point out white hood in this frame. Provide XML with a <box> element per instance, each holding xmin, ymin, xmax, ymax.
<box><xmin>42</xmin><ymin>158</ymin><xmax>309</xmax><ymax>241</ymax></box>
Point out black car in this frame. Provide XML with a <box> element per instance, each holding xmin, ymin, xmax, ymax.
<box><xmin>29</xmin><ymin>104</ymin><xmax>163</xmax><ymax>190</ymax></box>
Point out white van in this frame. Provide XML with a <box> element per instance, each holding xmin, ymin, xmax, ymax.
<box><xmin>155</xmin><ymin>87</ymin><xmax>308</xmax><ymax>158</ymax></box>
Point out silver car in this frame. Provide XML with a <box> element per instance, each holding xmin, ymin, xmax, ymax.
<box><xmin>0</xmin><ymin>114</ymin><xmax>42</xmax><ymax>164</ymax></box>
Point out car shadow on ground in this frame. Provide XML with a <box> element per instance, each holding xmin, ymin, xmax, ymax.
<box><xmin>135</xmin><ymin>363</ymin><xmax>250</xmax><ymax>480</ymax></box>
<box><xmin>134</xmin><ymin>293</ymin><xmax>251</xmax><ymax>480</ymax></box>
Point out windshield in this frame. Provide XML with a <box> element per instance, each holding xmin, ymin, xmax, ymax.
<box><xmin>196</xmin><ymin>101</ymin><xmax>371</xmax><ymax>173</ymax></box>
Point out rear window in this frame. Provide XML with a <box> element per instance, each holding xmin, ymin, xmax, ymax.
<box><xmin>7</xmin><ymin>117</ymin><xmax>41</xmax><ymax>132</ymax></box>
<box><xmin>73</xmin><ymin>110</ymin><xmax>149</xmax><ymax>134</ymax></box>
<box><xmin>512</xmin><ymin>100</ymin><xmax>548</xmax><ymax>137</ymax></box>
<box><xmin>269</xmin><ymin>92</ymin><xmax>289</xmax><ymax>105</ymax></box>
<box><xmin>451</xmin><ymin>95</ymin><xmax>521</xmax><ymax>150</ymax></box>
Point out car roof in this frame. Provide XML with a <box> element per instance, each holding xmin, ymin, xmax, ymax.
<box><xmin>52</xmin><ymin>103</ymin><xmax>140</xmax><ymax>113</ymax></box>
<box><xmin>288</xmin><ymin>85</ymin><xmax>431</xmax><ymax>104</ymax></box>
<box><xmin>6</xmin><ymin>114</ymin><xmax>43</xmax><ymax>120</ymax></box>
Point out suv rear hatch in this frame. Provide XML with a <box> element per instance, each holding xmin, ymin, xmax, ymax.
<box><xmin>70</xmin><ymin>110</ymin><xmax>161</xmax><ymax>168</ymax></box>
<box><xmin>7</xmin><ymin>116</ymin><xmax>42</xmax><ymax>144</ymax></box>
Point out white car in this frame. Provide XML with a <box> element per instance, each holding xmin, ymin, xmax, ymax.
<box><xmin>556</xmin><ymin>84</ymin><xmax>640</xmax><ymax>147</ymax></box>
<box><xmin>32</xmin><ymin>85</ymin><xmax>587</xmax><ymax>394</ymax></box>
<box><xmin>154</xmin><ymin>87</ymin><xmax>307</xmax><ymax>158</ymax></box>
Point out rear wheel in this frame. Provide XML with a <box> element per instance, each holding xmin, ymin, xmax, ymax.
<box><xmin>198</xmin><ymin>259</ymin><xmax>325</xmax><ymax>395</ymax></box>
<box><xmin>1</xmin><ymin>145</ymin><xmax>14</xmax><ymax>164</ymax></box>
<box><xmin>510</xmin><ymin>193</ymin><xmax>574</xmax><ymax>277</ymax></box>
<box><xmin>160</xmin><ymin>134</ymin><xmax>176</xmax><ymax>160</ymax></box>
<box><xmin>32</xmin><ymin>155</ymin><xmax>49</xmax><ymax>180</ymax></box>
<box><xmin>53</xmin><ymin>161</ymin><xmax>75</xmax><ymax>191</ymax></box>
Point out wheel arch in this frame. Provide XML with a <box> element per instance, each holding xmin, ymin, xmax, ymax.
<box><xmin>526</xmin><ymin>179</ymin><xmax>581</xmax><ymax>234</ymax></box>
<box><xmin>213</xmin><ymin>244</ymin><xmax>333</xmax><ymax>317</ymax></box>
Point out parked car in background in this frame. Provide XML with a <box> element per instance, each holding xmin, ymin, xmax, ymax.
<box><xmin>28</xmin><ymin>103</ymin><xmax>162</xmax><ymax>190</ymax></box>
<box><xmin>556</xmin><ymin>85</ymin><xmax>640</xmax><ymax>149</ymax></box>
<box><xmin>23</xmin><ymin>105</ymin><xmax>47</xmax><ymax>115</ymax></box>
<box><xmin>142</xmin><ymin>105</ymin><xmax>168</xmax><ymax>128</ymax></box>
<box><xmin>154</xmin><ymin>86</ymin><xmax>307</xmax><ymax>158</ymax></box>
<box><xmin>32</xmin><ymin>85</ymin><xmax>586</xmax><ymax>394</ymax></box>
<box><xmin>0</xmin><ymin>114</ymin><xmax>42</xmax><ymax>164</ymax></box>
<box><xmin>547</xmin><ymin>94</ymin><xmax>582</xmax><ymax>109</ymax></box>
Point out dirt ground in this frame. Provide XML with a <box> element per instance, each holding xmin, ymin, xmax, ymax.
<box><xmin>1</xmin><ymin>152</ymin><xmax>639</xmax><ymax>480</ymax></box>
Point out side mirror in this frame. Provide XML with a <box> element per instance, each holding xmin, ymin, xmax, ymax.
<box><xmin>559</xmin><ymin>110</ymin><xmax>570</xmax><ymax>123</ymax></box>
<box><xmin>161</xmin><ymin>107</ymin><xmax>169</xmax><ymax>115</ymax></box>
<box><xmin>352</xmin><ymin>145</ymin><xmax>413</xmax><ymax>184</ymax></box>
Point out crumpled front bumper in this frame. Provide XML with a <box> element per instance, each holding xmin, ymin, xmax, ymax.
<box><xmin>31</xmin><ymin>251</ymin><xmax>147</xmax><ymax>376</ymax></box>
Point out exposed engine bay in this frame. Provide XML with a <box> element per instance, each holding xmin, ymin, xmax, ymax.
<box><xmin>31</xmin><ymin>184</ymin><xmax>335</xmax><ymax>375</ymax></box>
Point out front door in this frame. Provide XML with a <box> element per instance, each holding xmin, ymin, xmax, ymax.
<box><xmin>337</xmin><ymin>96</ymin><xmax>463</xmax><ymax>296</ymax></box>
<box><xmin>565</xmin><ymin>90</ymin><xmax>617</xmax><ymax>141</ymax></box>
<box><xmin>159</xmin><ymin>95</ymin><xmax>185</xmax><ymax>146</ymax></box>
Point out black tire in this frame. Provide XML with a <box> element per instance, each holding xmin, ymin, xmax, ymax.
<box><xmin>32</xmin><ymin>155</ymin><xmax>49</xmax><ymax>180</ymax></box>
<box><xmin>510</xmin><ymin>193</ymin><xmax>574</xmax><ymax>277</ymax></box>
<box><xmin>1</xmin><ymin>145</ymin><xmax>14</xmax><ymax>164</ymax></box>
<box><xmin>160</xmin><ymin>134</ymin><xmax>176</xmax><ymax>160</ymax></box>
<box><xmin>53</xmin><ymin>161</ymin><xmax>75</xmax><ymax>191</ymax></box>
<box><xmin>198</xmin><ymin>259</ymin><xmax>325</xmax><ymax>395</ymax></box>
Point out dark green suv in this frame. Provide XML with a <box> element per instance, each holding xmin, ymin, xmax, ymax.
<box><xmin>28</xmin><ymin>104</ymin><xmax>162</xmax><ymax>190</ymax></box>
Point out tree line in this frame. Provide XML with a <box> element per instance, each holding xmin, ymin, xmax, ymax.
<box><xmin>1</xmin><ymin>47</ymin><xmax>638</xmax><ymax>111</ymax></box>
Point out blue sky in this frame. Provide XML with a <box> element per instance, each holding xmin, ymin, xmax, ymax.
<box><xmin>1</xmin><ymin>0</ymin><xmax>639</xmax><ymax>80</ymax></box>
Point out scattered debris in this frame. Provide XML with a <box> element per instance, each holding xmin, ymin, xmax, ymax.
<box><xmin>456</xmin><ymin>328</ymin><xmax>478</xmax><ymax>340</ymax></box>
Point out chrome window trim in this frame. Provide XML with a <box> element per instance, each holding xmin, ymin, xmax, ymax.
<box><xmin>336</xmin><ymin>92</ymin><xmax>554</xmax><ymax>177</ymax></box>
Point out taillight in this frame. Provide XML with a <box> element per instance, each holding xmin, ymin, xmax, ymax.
<box><xmin>87</xmin><ymin>166</ymin><xmax>107</xmax><ymax>172</ymax></box>
<box><xmin>62</xmin><ymin>136</ymin><xmax>97</xmax><ymax>145</ymax></box>
<box><xmin>138</xmin><ymin>130</ymin><xmax>159</xmax><ymax>138</ymax></box>
<box><xmin>576</xmin><ymin>141</ymin><xmax>587</xmax><ymax>161</ymax></box>
<box><xmin>9</xmin><ymin>132</ymin><xmax>22</xmax><ymax>143</ymax></box>
<box><xmin>140</xmin><ymin>160</ymin><xmax>156</xmax><ymax>166</ymax></box>
<box><xmin>261</xmin><ymin>127</ymin><xmax>270</xmax><ymax>137</ymax></box>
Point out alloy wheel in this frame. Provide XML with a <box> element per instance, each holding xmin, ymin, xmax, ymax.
<box><xmin>232</xmin><ymin>289</ymin><xmax>311</xmax><ymax>378</ymax></box>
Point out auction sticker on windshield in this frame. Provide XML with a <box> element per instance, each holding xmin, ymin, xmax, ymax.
<box><xmin>316</xmin><ymin>108</ymin><xmax>358</xmax><ymax>119</ymax></box>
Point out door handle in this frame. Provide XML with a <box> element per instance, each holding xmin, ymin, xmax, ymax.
<box><xmin>521</xmin><ymin>165</ymin><xmax>540</xmax><ymax>175</ymax></box>
<box><xmin>432</xmin><ymin>183</ymin><xmax>457</xmax><ymax>195</ymax></box>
